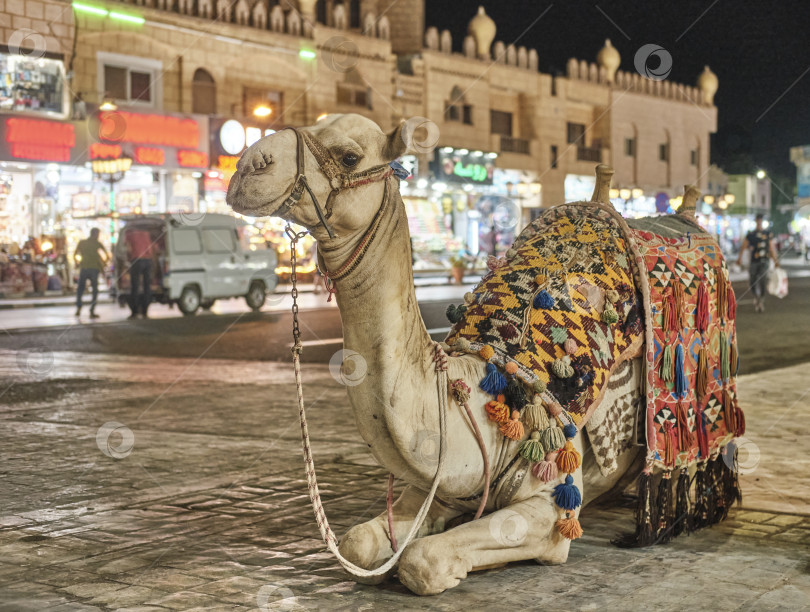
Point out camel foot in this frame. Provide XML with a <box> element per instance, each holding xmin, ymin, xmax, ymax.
<box><xmin>337</xmin><ymin>523</ymin><xmax>396</xmax><ymax>585</ymax></box>
<box><xmin>398</xmin><ymin>536</ymin><xmax>472</xmax><ymax>595</ymax></box>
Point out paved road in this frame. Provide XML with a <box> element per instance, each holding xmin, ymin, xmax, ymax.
<box><xmin>3</xmin><ymin>275</ymin><xmax>810</xmax><ymax>374</ymax></box>
<box><xmin>0</xmin><ymin>351</ymin><xmax>808</xmax><ymax>610</ymax></box>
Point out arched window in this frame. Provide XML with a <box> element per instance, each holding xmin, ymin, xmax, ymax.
<box><xmin>316</xmin><ymin>0</ymin><xmax>327</xmax><ymax>24</ymax></box>
<box><xmin>192</xmin><ymin>68</ymin><xmax>216</xmax><ymax>115</ymax></box>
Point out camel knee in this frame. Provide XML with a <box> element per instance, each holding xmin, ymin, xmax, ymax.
<box><xmin>534</xmin><ymin>530</ymin><xmax>572</xmax><ymax>565</ymax></box>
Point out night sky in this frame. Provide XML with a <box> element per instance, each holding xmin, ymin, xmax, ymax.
<box><xmin>426</xmin><ymin>0</ymin><xmax>810</xmax><ymax>185</ymax></box>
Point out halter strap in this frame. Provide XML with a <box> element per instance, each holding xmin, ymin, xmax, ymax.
<box><xmin>273</xmin><ymin>127</ymin><xmax>393</xmax><ymax>239</ymax></box>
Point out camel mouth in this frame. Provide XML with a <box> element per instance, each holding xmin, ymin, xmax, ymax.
<box><xmin>225</xmin><ymin>171</ymin><xmax>284</xmax><ymax>217</ymax></box>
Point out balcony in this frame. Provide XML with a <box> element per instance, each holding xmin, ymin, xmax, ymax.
<box><xmin>500</xmin><ymin>135</ymin><xmax>530</xmax><ymax>155</ymax></box>
<box><xmin>576</xmin><ymin>146</ymin><xmax>602</xmax><ymax>162</ymax></box>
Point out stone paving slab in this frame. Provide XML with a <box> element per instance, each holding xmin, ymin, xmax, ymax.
<box><xmin>0</xmin><ymin>351</ymin><xmax>809</xmax><ymax>610</ymax></box>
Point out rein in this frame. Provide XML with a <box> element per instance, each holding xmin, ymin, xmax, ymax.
<box><xmin>285</xmin><ymin>227</ymin><xmax>450</xmax><ymax>579</ymax></box>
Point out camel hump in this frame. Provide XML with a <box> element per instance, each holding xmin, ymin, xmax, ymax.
<box><xmin>677</xmin><ymin>184</ymin><xmax>701</xmax><ymax>218</ymax></box>
<box><xmin>590</xmin><ymin>164</ymin><xmax>614</xmax><ymax>206</ymax></box>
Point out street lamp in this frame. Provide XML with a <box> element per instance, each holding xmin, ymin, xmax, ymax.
<box><xmin>92</xmin><ymin>155</ymin><xmax>132</xmax><ymax>244</ymax></box>
<box><xmin>253</xmin><ymin>105</ymin><xmax>273</xmax><ymax>118</ymax></box>
<box><xmin>756</xmin><ymin>169</ymin><xmax>766</xmax><ymax>180</ymax></box>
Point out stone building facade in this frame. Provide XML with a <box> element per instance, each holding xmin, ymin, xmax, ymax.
<box><xmin>0</xmin><ymin>0</ymin><xmax>720</xmax><ymax>265</ymax></box>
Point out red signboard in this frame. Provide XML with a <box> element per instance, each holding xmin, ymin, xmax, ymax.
<box><xmin>99</xmin><ymin>111</ymin><xmax>200</xmax><ymax>148</ymax></box>
<box><xmin>177</xmin><ymin>150</ymin><xmax>208</xmax><ymax>168</ymax></box>
<box><xmin>5</xmin><ymin>118</ymin><xmax>75</xmax><ymax>162</ymax></box>
<box><xmin>135</xmin><ymin>146</ymin><xmax>166</xmax><ymax>166</ymax></box>
<box><xmin>90</xmin><ymin>143</ymin><xmax>122</xmax><ymax>160</ymax></box>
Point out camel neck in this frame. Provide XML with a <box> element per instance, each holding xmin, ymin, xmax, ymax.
<box><xmin>321</xmin><ymin>178</ymin><xmax>433</xmax><ymax>358</ymax></box>
<box><xmin>316</xmin><ymin>179</ymin><xmax>437</xmax><ymax>476</ymax></box>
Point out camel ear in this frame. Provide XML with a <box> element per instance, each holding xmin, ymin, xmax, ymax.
<box><xmin>382</xmin><ymin>122</ymin><xmax>407</xmax><ymax>161</ymax></box>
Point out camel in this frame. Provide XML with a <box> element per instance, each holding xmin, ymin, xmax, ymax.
<box><xmin>226</xmin><ymin>114</ymin><xmax>737</xmax><ymax>595</ymax></box>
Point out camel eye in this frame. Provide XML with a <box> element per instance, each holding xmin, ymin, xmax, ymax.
<box><xmin>341</xmin><ymin>153</ymin><xmax>359</xmax><ymax>168</ymax></box>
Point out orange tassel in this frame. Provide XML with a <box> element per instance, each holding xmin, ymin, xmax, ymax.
<box><xmin>486</xmin><ymin>394</ymin><xmax>510</xmax><ymax>423</ymax></box>
<box><xmin>556</xmin><ymin>513</ymin><xmax>583</xmax><ymax>540</ymax></box>
<box><xmin>672</xmin><ymin>281</ymin><xmax>686</xmax><ymax>329</ymax></box>
<box><xmin>664</xmin><ymin>421</ymin><xmax>676</xmax><ymax>466</ymax></box>
<box><xmin>500</xmin><ymin>410</ymin><xmax>525</xmax><ymax>440</ymax></box>
<box><xmin>695</xmin><ymin>282</ymin><xmax>709</xmax><ymax>332</ymax></box>
<box><xmin>661</xmin><ymin>292</ymin><xmax>678</xmax><ymax>332</ymax></box>
<box><xmin>555</xmin><ymin>440</ymin><xmax>582</xmax><ymax>473</ymax></box>
<box><xmin>674</xmin><ymin>402</ymin><xmax>692</xmax><ymax>452</ymax></box>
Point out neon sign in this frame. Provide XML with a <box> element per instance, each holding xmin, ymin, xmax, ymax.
<box><xmin>177</xmin><ymin>150</ymin><xmax>208</xmax><ymax>168</ymax></box>
<box><xmin>99</xmin><ymin>111</ymin><xmax>200</xmax><ymax>148</ymax></box>
<box><xmin>90</xmin><ymin>143</ymin><xmax>122</xmax><ymax>160</ymax></box>
<box><xmin>5</xmin><ymin>118</ymin><xmax>75</xmax><ymax>162</ymax></box>
<box><xmin>453</xmin><ymin>161</ymin><xmax>489</xmax><ymax>182</ymax></box>
<box><xmin>134</xmin><ymin>147</ymin><xmax>165</xmax><ymax>165</ymax></box>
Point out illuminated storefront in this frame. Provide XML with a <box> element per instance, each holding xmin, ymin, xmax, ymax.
<box><xmin>400</xmin><ymin>147</ymin><xmax>540</xmax><ymax>271</ymax></box>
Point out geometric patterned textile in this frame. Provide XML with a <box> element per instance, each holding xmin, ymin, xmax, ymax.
<box><xmin>446</xmin><ymin>204</ymin><xmax>644</xmax><ymax>424</ymax></box>
<box><xmin>629</xmin><ymin>218</ymin><xmax>741</xmax><ymax>471</ymax></box>
<box><xmin>586</xmin><ymin>357</ymin><xmax>643</xmax><ymax>477</ymax></box>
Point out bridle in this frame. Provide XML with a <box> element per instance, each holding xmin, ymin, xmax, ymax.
<box><xmin>274</xmin><ymin>126</ymin><xmax>394</xmax><ymax>239</ymax></box>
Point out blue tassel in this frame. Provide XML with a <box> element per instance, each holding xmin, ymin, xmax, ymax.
<box><xmin>674</xmin><ymin>343</ymin><xmax>688</xmax><ymax>399</ymax></box>
<box><xmin>563</xmin><ymin>423</ymin><xmax>578</xmax><ymax>439</ymax></box>
<box><xmin>480</xmin><ymin>363</ymin><xmax>507</xmax><ymax>395</ymax></box>
<box><xmin>553</xmin><ymin>474</ymin><xmax>582</xmax><ymax>510</ymax></box>
<box><xmin>534</xmin><ymin>290</ymin><xmax>555</xmax><ymax>309</ymax></box>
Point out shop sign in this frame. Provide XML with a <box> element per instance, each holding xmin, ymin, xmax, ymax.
<box><xmin>431</xmin><ymin>148</ymin><xmax>495</xmax><ymax>185</ymax></box>
<box><xmin>89</xmin><ymin>107</ymin><xmax>209</xmax><ymax>170</ymax></box>
<box><xmin>134</xmin><ymin>146</ymin><xmax>165</xmax><ymax>166</ymax></box>
<box><xmin>3</xmin><ymin>117</ymin><xmax>75</xmax><ymax>162</ymax></box>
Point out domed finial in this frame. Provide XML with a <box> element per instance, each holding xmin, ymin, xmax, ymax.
<box><xmin>597</xmin><ymin>38</ymin><xmax>621</xmax><ymax>83</ymax></box>
<box><xmin>590</xmin><ymin>164</ymin><xmax>614</xmax><ymax>205</ymax></box>
<box><xmin>468</xmin><ymin>6</ymin><xmax>496</xmax><ymax>60</ymax></box>
<box><xmin>677</xmin><ymin>185</ymin><xmax>701</xmax><ymax>218</ymax></box>
<box><xmin>697</xmin><ymin>65</ymin><xmax>718</xmax><ymax>105</ymax></box>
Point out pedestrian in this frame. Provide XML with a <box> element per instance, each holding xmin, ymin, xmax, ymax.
<box><xmin>736</xmin><ymin>213</ymin><xmax>779</xmax><ymax>313</ymax></box>
<box><xmin>73</xmin><ymin>228</ymin><xmax>108</xmax><ymax>318</ymax></box>
<box><xmin>124</xmin><ymin>228</ymin><xmax>155</xmax><ymax>319</ymax></box>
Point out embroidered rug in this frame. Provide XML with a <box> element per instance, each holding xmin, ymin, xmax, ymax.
<box><xmin>628</xmin><ymin>216</ymin><xmax>744</xmax><ymax>471</ymax></box>
<box><xmin>445</xmin><ymin>204</ymin><xmax>645</xmax><ymax>424</ymax></box>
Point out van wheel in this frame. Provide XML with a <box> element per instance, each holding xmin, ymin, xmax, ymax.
<box><xmin>245</xmin><ymin>281</ymin><xmax>266</xmax><ymax>311</ymax></box>
<box><xmin>178</xmin><ymin>286</ymin><xmax>201</xmax><ymax>316</ymax></box>
<box><xmin>200</xmin><ymin>299</ymin><xmax>215</xmax><ymax>311</ymax></box>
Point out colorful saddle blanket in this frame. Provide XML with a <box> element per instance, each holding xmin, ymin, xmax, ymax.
<box><xmin>446</xmin><ymin>204</ymin><xmax>644</xmax><ymax>423</ymax></box>
<box><xmin>628</xmin><ymin>216</ymin><xmax>743</xmax><ymax>470</ymax></box>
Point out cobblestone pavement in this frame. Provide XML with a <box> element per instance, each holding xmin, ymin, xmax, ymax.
<box><xmin>1</xmin><ymin>350</ymin><xmax>808</xmax><ymax>611</ymax></box>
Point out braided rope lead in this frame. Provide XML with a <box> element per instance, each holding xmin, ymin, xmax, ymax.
<box><xmin>292</xmin><ymin>335</ymin><xmax>448</xmax><ymax>578</ymax></box>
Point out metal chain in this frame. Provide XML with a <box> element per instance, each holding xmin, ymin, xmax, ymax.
<box><xmin>285</xmin><ymin>224</ymin><xmax>309</xmax><ymax>354</ymax></box>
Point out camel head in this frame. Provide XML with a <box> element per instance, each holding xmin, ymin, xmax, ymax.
<box><xmin>226</xmin><ymin>114</ymin><xmax>407</xmax><ymax>239</ymax></box>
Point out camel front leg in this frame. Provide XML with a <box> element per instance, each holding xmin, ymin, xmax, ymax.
<box><xmin>337</xmin><ymin>485</ymin><xmax>464</xmax><ymax>584</ymax></box>
<box><xmin>397</xmin><ymin>492</ymin><xmax>572</xmax><ymax>595</ymax></box>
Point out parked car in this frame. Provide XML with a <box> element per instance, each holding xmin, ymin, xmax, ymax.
<box><xmin>114</xmin><ymin>213</ymin><xmax>278</xmax><ymax>316</ymax></box>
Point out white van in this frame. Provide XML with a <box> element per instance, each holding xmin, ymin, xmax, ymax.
<box><xmin>114</xmin><ymin>213</ymin><xmax>278</xmax><ymax>316</ymax></box>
